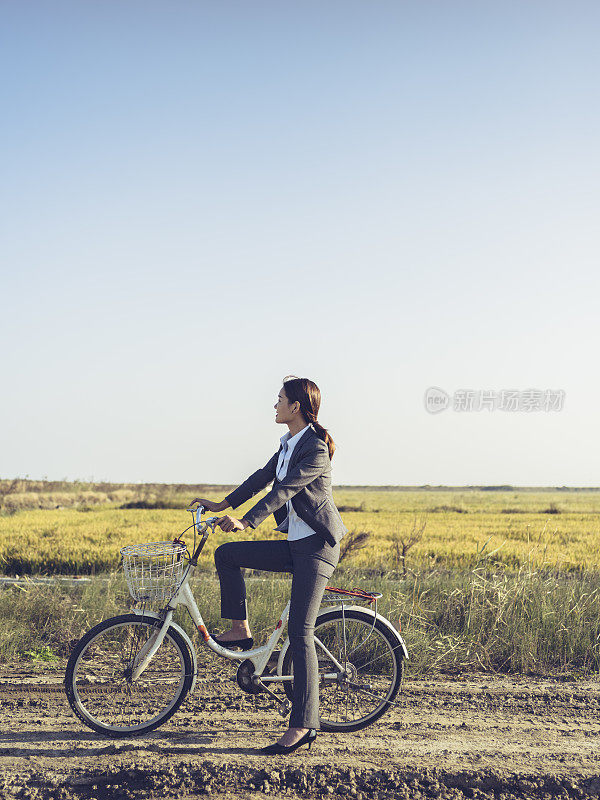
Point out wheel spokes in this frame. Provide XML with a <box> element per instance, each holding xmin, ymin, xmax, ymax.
<box><xmin>73</xmin><ymin>622</ymin><xmax>186</xmax><ymax>730</ymax></box>
<box><xmin>315</xmin><ymin>618</ymin><xmax>397</xmax><ymax>725</ymax></box>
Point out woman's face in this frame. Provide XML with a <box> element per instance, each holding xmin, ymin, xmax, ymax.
<box><xmin>274</xmin><ymin>387</ymin><xmax>298</xmax><ymax>424</ymax></box>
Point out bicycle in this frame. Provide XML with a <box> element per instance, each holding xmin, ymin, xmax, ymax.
<box><xmin>64</xmin><ymin>504</ymin><xmax>409</xmax><ymax>738</ymax></box>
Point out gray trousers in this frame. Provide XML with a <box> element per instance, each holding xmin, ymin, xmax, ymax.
<box><xmin>214</xmin><ymin>533</ymin><xmax>340</xmax><ymax>729</ymax></box>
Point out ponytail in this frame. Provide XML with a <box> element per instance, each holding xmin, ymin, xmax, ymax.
<box><xmin>310</xmin><ymin>419</ymin><xmax>335</xmax><ymax>461</ymax></box>
<box><xmin>281</xmin><ymin>375</ymin><xmax>336</xmax><ymax>460</ymax></box>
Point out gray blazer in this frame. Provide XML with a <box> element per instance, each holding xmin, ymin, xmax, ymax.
<box><xmin>225</xmin><ymin>425</ymin><xmax>348</xmax><ymax>547</ymax></box>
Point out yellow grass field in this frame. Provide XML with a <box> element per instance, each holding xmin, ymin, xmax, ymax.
<box><xmin>1</xmin><ymin>482</ymin><xmax>599</xmax><ymax>574</ymax></box>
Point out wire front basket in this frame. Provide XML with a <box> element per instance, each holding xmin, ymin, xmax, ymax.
<box><xmin>120</xmin><ymin>541</ymin><xmax>188</xmax><ymax>604</ymax></box>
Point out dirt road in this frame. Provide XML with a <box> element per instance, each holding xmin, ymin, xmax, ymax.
<box><xmin>1</xmin><ymin>665</ymin><xmax>599</xmax><ymax>799</ymax></box>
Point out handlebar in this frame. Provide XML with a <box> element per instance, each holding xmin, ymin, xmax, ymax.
<box><xmin>189</xmin><ymin>506</ymin><xmax>209</xmax><ymax>565</ymax></box>
<box><xmin>186</xmin><ymin>503</ymin><xmax>219</xmax><ymax>533</ymax></box>
<box><xmin>185</xmin><ymin>504</ymin><xmax>220</xmax><ymax>564</ymax></box>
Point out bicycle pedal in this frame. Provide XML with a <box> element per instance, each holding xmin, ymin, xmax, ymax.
<box><xmin>277</xmin><ymin>699</ymin><xmax>292</xmax><ymax>717</ymax></box>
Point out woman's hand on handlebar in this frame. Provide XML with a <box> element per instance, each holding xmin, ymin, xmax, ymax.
<box><xmin>216</xmin><ymin>515</ymin><xmax>251</xmax><ymax>533</ymax></box>
<box><xmin>190</xmin><ymin>498</ymin><xmax>229</xmax><ymax>513</ymax></box>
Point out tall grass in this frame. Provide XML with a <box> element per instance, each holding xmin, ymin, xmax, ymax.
<box><xmin>398</xmin><ymin>567</ymin><xmax>600</xmax><ymax>674</ymax></box>
<box><xmin>3</xmin><ymin>490</ymin><xmax>600</xmax><ymax>575</ymax></box>
<box><xmin>2</xmin><ymin>483</ymin><xmax>599</xmax><ymax>675</ymax></box>
<box><xmin>0</xmin><ymin>480</ymin><xmax>234</xmax><ymax>513</ymax></box>
<box><xmin>3</xmin><ymin>565</ymin><xmax>600</xmax><ymax>677</ymax></box>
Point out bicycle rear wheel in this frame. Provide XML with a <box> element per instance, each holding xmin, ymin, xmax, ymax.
<box><xmin>64</xmin><ymin>613</ymin><xmax>194</xmax><ymax>737</ymax></box>
<box><xmin>282</xmin><ymin>608</ymin><xmax>404</xmax><ymax>732</ymax></box>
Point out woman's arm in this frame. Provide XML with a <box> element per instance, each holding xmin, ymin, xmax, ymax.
<box><xmin>190</xmin><ymin>497</ymin><xmax>231</xmax><ymax>512</ymax></box>
<box><xmin>216</xmin><ymin>515</ymin><xmax>253</xmax><ymax>533</ymax></box>
<box><xmin>224</xmin><ymin>448</ymin><xmax>281</xmax><ymax>510</ymax></box>
<box><xmin>242</xmin><ymin>440</ymin><xmax>329</xmax><ymax>530</ymax></box>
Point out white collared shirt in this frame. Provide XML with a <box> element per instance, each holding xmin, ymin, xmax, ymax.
<box><xmin>276</xmin><ymin>423</ymin><xmax>318</xmax><ymax>541</ymax></box>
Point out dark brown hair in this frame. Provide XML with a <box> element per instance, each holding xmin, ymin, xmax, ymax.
<box><xmin>281</xmin><ymin>375</ymin><xmax>336</xmax><ymax>460</ymax></box>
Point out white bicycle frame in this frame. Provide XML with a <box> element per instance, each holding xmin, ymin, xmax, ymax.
<box><xmin>131</xmin><ymin>507</ymin><xmax>346</xmax><ymax>691</ymax></box>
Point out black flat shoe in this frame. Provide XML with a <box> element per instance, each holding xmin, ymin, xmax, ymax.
<box><xmin>213</xmin><ymin>634</ymin><xmax>254</xmax><ymax>651</ymax></box>
<box><xmin>259</xmin><ymin>729</ymin><xmax>317</xmax><ymax>755</ymax></box>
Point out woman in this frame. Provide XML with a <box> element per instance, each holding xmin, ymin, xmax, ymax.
<box><xmin>192</xmin><ymin>375</ymin><xmax>348</xmax><ymax>755</ymax></box>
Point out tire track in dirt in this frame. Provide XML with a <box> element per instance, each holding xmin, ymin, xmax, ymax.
<box><xmin>1</xmin><ymin>669</ymin><xmax>599</xmax><ymax>799</ymax></box>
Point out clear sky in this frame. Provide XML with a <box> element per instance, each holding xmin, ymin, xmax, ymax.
<box><xmin>2</xmin><ymin>1</ymin><xmax>599</xmax><ymax>486</ymax></box>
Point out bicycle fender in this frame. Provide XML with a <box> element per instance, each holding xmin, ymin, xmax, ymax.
<box><xmin>276</xmin><ymin>604</ymin><xmax>408</xmax><ymax>674</ymax></box>
<box><xmin>132</xmin><ymin>610</ymin><xmax>198</xmax><ymax>693</ymax></box>
<box><xmin>323</xmin><ymin>604</ymin><xmax>409</xmax><ymax>660</ymax></box>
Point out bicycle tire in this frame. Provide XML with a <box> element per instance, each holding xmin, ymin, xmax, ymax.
<box><xmin>64</xmin><ymin>613</ymin><xmax>194</xmax><ymax>737</ymax></box>
<box><xmin>281</xmin><ymin>608</ymin><xmax>404</xmax><ymax>732</ymax></box>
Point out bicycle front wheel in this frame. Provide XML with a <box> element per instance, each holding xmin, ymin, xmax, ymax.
<box><xmin>282</xmin><ymin>608</ymin><xmax>404</xmax><ymax>732</ymax></box>
<box><xmin>64</xmin><ymin>613</ymin><xmax>194</xmax><ymax>737</ymax></box>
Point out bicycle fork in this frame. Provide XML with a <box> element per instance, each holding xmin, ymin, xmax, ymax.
<box><xmin>130</xmin><ymin>611</ymin><xmax>174</xmax><ymax>681</ymax></box>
